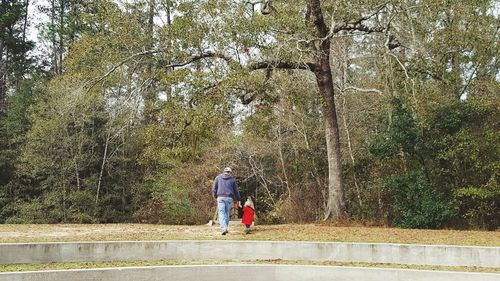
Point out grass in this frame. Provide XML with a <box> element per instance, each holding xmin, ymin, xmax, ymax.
<box><xmin>0</xmin><ymin>223</ymin><xmax>499</xmax><ymax>246</ymax></box>
<box><xmin>0</xmin><ymin>259</ymin><xmax>498</xmax><ymax>273</ymax></box>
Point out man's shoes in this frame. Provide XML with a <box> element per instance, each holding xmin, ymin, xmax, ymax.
<box><xmin>245</xmin><ymin>228</ymin><xmax>250</xmax><ymax>234</ymax></box>
<box><xmin>221</xmin><ymin>230</ymin><xmax>228</xmax><ymax>235</ymax></box>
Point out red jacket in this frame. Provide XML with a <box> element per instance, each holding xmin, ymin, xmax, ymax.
<box><xmin>241</xmin><ymin>206</ymin><xmax>255</xmax><ymax>225</ymax></box>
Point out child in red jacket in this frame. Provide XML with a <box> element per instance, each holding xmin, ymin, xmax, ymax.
<box><xmin>241</xmin><ymin>197</ymin><xmax>255</xmax><ymax>234</ymax></box>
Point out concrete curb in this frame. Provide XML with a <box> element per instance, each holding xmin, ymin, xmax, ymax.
<box><xmin>1</xmin><ymin>240</ymin><xmax>499</xmax><ymax>267</ymax></box>
<box><xmin>0</xmin><ymin>265</ymin><xmax>498</xmax><ymax>281</ymax></box>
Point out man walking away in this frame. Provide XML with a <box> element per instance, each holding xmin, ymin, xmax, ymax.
<box><xmin>212</xmin><ymin>167</ymin><xmax>241</xmax><ymax>235</ymax></box>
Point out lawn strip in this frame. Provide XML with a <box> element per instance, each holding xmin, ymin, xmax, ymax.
<box><xmin>0</xmin><ymin>224</ymin><xmax>498</xmax><ymax>246</ymax></box>
<box><xmin>0</xmin><ymin>259</ymin><xmax>498</xmax><ymax>273</ymax></box>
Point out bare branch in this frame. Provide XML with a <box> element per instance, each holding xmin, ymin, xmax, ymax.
<box><xmin>270</xmin><ymin>27</ymin><xmax>295</xmax><ymax>35</ymax></box>
<box><xmin>245</xmin><ymin>0</ymin><xmax>266</xmax><ymax>5</ymax></box>
<box><xmin>84</xmin><ymin>50</ymin><xmax>161</xmax><ymax>92</ymax></box>
<box><xmin>305</xmin><ymin>2</ymin><xmax>311</xmax><ymax>23</ymax></box>
<box><xmin>327</xmin><ymin>2</ymin><xmax>389</xmax><ymax>38</ymax></box>
<box><xmin>343</xmin><ymin>86</ymin><xmax>382</xmax><ymax>95</ymax></box>
<box><xmin>83</xmin><ymin>50</ymin><xmax>239</xmax><ymax>93</ymax></box>
<box><xmin>389</xmin><ymin>53</ymin><xmax>410</xmax><ymax>79</ymax></box>
<box><xmin>409</xmin><ymin>66</ymin><xmax>443</xmax><ymax>81</ymax></box>
<box><xmin>165</xmin><ymin>52</ymin><xmax>237</xmax><ymax>69</ymax></box>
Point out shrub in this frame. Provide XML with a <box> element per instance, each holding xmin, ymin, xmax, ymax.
<box><xmin>4</xmin><ymin>199</ymin><xmax>48</xmax><ymax>224</ymax></box>
<box><xmin>454</xmin><ymin>176</ymin><xmax>500</xmax><ymax>230</ymax></box>
<box><xmin>385</xmin><ymin>171</ymin><xmax>455</xmax><ymax>229</ymax></box>
<box><xmin>134</xmin><ymin>174</ymin><xmax>194</xmax><ymax>224</ymax></box>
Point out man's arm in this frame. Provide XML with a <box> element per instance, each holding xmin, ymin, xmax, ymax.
<box><xmin>212</xmin><ymin>176</ymin><xmax>218</xmax><ymax>199</ymax></box>
<box><xmin>233</xmin><ymin>179</ymin><xmax>241</xmax><ymax>202</ymax></box>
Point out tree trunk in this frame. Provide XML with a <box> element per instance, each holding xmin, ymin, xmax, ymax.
<box><xmin>309</xmin><ymin>0</ymin><xmax>346</xmax><ymax>220</ymax></box>
<box><xmin>23</xmin><ymin>0</ymin><xmax>29</xmax><ymax>42</ymax></box>
<box><xmin>340</xmin><ymin>48</ymin><xmax>363</xmax><ymax>208</ymax></box>
<box><xmin>314</xmin><ymin>58</ymin><xmax>346</xmax><ymax>220</ymax></box>
<box><xmin>0</xmin><ymin>1</ymin><xmax>6</xmax><ymax>114</ymax></box>
<box><xmin>143</xmin><ymin>0</ymin><xmax>156</xmax><ymax>124</ymax></box>
<box><xmin>0</xmin><ymin>74</ymin><xmax>5</xmax><ymax>115</ymax></box>
<box><xmin>0</xmin><ymin>35</ymin><xmax>5</xmax><ymax>114</ymax></box>
<box><xmin>341</xmin><ymin>94</ymin><xmax>363</xmax><ymax>208</ymax></box>
<box><xmin>50</xmin><ymin>0</ymin><xmax>58</xmax><ymax>75</ymax></box>
<box><xmin>96</xmin><ymin>131</ymin><xmax>110</xmax><ymax>204</ymax></box>
<box><xmin>148</xmin><ymin>0</ymin><xmax>154</xmax><ymax>37</ymax></box>
<box><xmin>58</xmin><ymin>0</ymin><xmax>64</xmax><ymax>75</ymax></box>
<box><xmin>166</xmin><ymin>3</ymin><xmax>171</xmax><ymax>25</ymax></box>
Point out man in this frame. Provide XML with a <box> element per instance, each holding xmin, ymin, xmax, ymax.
<box><xmin>212</xmin><ymin>167</ymin><xmax>241</xmax><ymax>235</ymax></box>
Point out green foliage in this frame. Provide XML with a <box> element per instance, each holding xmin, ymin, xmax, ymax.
<box><xmin>0</xmin><ymin>0</ymin><xmax>34</xmax><ymax>79</ymax></box>
<box><xmin>0</xmin><ymin>79</ymin><xmax>42</xmax><ymax>222</ymax></box>
<box><xmin>368</xmin><ymin>98</ymin><xmax>499</xmax><ymax>229</ymax></box>
<box><xmin>424</xmin><ymin>101</ymin><xmax>500</xmax><ymax>230</ymax></box>
<box><xmin>0</xmin><ymin>82</ymin><xmax>35</xmax><ymax>178</ymax></box>
<box><xmin>423</xmin><ymin>100</ymin><xmax>498</xmax><ymax>189</ymax></box>
<box><xmin>233</xmin><ymin>73</ymin><xmax>328</xmax><ymax>222</ymax></box>
<box><xmin>136</xmin><ymin>174</ymin><xmax>194</xmax><ymax>224</ymax></box>
<box><xmin>369</xmin><ymin>98</ymin><xmax>421</xmax><ymax>158</ymax></box>
<box><xmin>385</xmin><ymin>171</ymin><xmax>455</xmax><ymax>229</ymax></box>
<box><xmin>453</xmin><ymin>176</ymin><xmax>500</xmax><ymax>230</ymax></box>
<box><xmin>4</xmin><ymin>199</ymin><xmax>46</xmax><ymax>224</ymax></box>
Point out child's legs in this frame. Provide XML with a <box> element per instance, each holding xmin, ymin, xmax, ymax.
<box><xmin>245</xmin><ymin>223</ymin><xmax>251</xmax><ymax>234</ymax></box>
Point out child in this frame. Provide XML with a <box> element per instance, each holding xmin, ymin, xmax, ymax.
<box><xmin>241</xmin><ymin>197</ymin><xmax>255</xmax><ymax>234</ymax></box>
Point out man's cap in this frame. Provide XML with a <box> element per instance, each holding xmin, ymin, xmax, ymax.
<box><xmin>223</xmin><ymin>167</ymin><xmax>232</xmax><ymax>173</ymax></box>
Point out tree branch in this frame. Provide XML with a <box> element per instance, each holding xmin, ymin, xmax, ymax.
<box><xmin>84</xmin><ymin>50</ymin><xmax>238</xmax><ymax>93</ymax></box>
<box><xmin>84</xmin><ymin>50</ymin><xmax>161</xmax><ymax>92</ymax></box>
<box><xmin>343</xmin><ymin>86</ymin><xmax>382</xmax><ymax>95</ymax></box>
<box><xmin>328</xmin><ymin>2</ymin><xmax>389</xmax><ymax>37</ymax></box>
<box><xmin>165</xmin><ymin>52</ymin><xmax>236</xmax><ymax>69</ymax></box>
<box><xmin>249</xmin><ymin>60</ymin><xmax>315</xmax><ymax>72</ymax></box>
<box><xmin>245</xmin><ymin>0</ymin><xmax>266</xmax><ymax>5</ymax></box>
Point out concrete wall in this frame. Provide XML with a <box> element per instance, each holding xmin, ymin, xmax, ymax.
<box><xmin>0</xmin><ymin>238</ymin><xmax>500</xmax><ymax>267</ymax></box>
<box><xmin>1</xmin><ymin>241</ymin><xmax>499</xmax><ymax>268</ymax></box>
<box><xmin>0</xmin><ymin>265</ymin><xmax>498</xmax><ymax>281</ymax></box>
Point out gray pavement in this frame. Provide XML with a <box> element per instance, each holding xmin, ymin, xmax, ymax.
<box><xmin>0</xmin><ymin>265</ymin><xmax>498</xmax><ymax>281</ymax></box>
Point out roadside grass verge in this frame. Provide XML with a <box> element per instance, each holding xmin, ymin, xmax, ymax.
<box><xmin>1</xmin><ymin>259</ymin><xmax>498</xmax><ymax>273</ymax></box>
<box><xmin>0</xmin><ymin>223</ymin><xmax>498</xmax><ymax>246</ymax></box>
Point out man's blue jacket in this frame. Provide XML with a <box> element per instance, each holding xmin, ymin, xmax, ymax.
<box><xmin>212</xmin><ymin>173</ymin><xmax>241</xmax><ymax>201</ymax></box>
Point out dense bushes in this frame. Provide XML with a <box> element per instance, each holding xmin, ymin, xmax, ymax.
<box><xmin>384</xmin><ymin>172</ymin><xmax>455</xmax><ymax>228</ymax></box>
<box><xmin>1</xmin><ymin>88</ymin><xmax>497</xmax><ymax>230</ymax></box>
<box><xmin>361</xmin><ymin>99</ymin><xmax>499</xmax><ymax>229</ymax></box>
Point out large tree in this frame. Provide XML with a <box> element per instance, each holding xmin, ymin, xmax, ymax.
<box><xmin>80</xmin><ymin>0</ymin><xmax>393</xmax><ymax>220</ymax></box>
<box><xmin>238</xmin><ymin>0</ymin><xmax>391</xmax><ymax>219</ymax></box>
